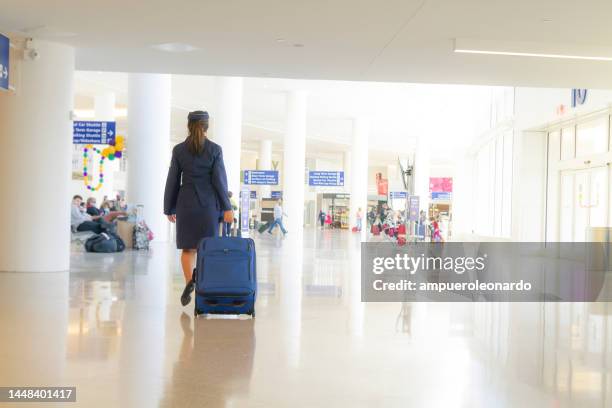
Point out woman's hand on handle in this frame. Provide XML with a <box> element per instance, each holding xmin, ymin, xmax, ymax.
<box><xmin>223</xmin><ymin>210</ymin><xmax>234</xmax><ymax>224</ymax></box>
<box><xmin>167</xmin><ymin>214</ymin><xmax>177</xmax><ymax>223</ymax></box>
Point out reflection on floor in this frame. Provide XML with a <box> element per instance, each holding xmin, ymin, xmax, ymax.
<box><xmin>0</xmin><ymin>228</ymin><xmax>611</xmax><ymax>407</ymax></box>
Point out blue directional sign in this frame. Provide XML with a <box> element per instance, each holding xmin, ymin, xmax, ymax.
<box><xmin>389</xmin><ymin>191</ymin><xmax>407</xmax><ymax>199</ymax></box>
<box><xmin>308</xmin><ymin>171</ymin><xmax>344</xmax><ymax>187</ymax></box>
<box><xmin>0</xmin><ymin>34</ymin><xmax>9</xmax><ymax>91</ymax></box>
<box><xmin>73</xmin><ymin>121</ymin><xmax>116</xmax><ymax>144</ymax></box>
<box><xmin>239</xmin><ymin>190</ymin><xmax>257</xmax><ymax>199</ymax></box>
<box><xmin>243</xmin><ymin>170</ymin><xmax>279</xmax><ymax>185</ymax></box>
<box><xmin>431</xmin><ymin>192</ymin><xmax>452</xmax><ymax>201</ymax></box>
<box><xmin>271</xmin><ymin>191</ymin><xmax>283</xmax><ymax>200</ymax></box>
<box><xmin>240</xmin><ymin>187</ymin><xmax>250</xmax><ymax>237</ymax></box>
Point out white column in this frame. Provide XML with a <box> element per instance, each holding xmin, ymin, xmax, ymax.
<box><xmin>350</xmin><ymin>118</ymin><xmax>369</xmax><ymax>240</ymax></box>
<box><xmin>94</xmin><ymin>92</ymin><xmax>115</xmax><ymax>121</ymax></box>
<box><xmin>127</xmin><ymin>74</ymin><xmax>171</xmax><ymax>242</ymax></box>
<box><xmin>95</xmin><ymin>92</ymin><xmax>117</xmax><ymax>200</ymax></box>
<box><xmin>0</xmin><ymin>40</ymin><xmax>74</xmax><ymax>272</ymax></box>
<box><xmin>343</xmin><ymin>150</ymin><xmax>351</xmax><ymax>194</ymax></box>
<box><xmin>213</xmin><ymin>77</ymin><xmax>243</xmax><ymax>197</ymax></box>
<box><xmin>283</xmin><ymin>90</ymin><xmax>308</xmax><ymax>231</ymax></box>
<box><xmin>258</xmin><ymin>139</ymin><xmax>272</xmax><ymax>199</ymax></box>
<box><xmin>414</xmin><ymin>135</ymin><xmax>430</xmax><ymax>216</ymax></box>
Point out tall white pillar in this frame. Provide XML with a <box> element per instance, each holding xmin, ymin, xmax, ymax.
<box><xmin>95</xmin><ymin>92</ymin><xmax>117</xmax><ymax>200</ymax></box>
<box><xmin>414</xmin><ymin>135</ymin><xmax>430</xmax><ymax>218</ymax></box>
<box><xmin>258</xmin><ymin>139</ymin><xmax>272</xmax><ymax>199</ymax></box>
<box><xmin>283</xmin><ymin>91</ymin><xmax>308</xmax><ymax>231</ymax></box>
<box><xmin>127</xmin><ymin>74</ymin><xmax>171</xmax><ymax>242</ymax></box>
<box><xmin>343</xmin><ymin>150</ymin><xmax>352</xmax><ymax>194</ymax></box>
<box><xmin>350</xmin><ymin>118</ymin><xmax>369</xmax><ymax>240</ymax></box>
<box><xmin>94</xmin><ymin>92</ymin><xmax>115</xmax><ymax>121</ymax></box>
<box><xmin>0</xmin><ymin>40</ymin><xmax>74</xmax><ymax>272</ymax></box>
<box><xmin>213</xmin><ymin>77</ymin><xmax>243</xmax><ymax>197</ymax></box>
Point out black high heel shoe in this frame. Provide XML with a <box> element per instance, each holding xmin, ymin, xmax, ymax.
<box><xmin>180</xmin><ymin>280</ymin><xmax>195</xmax><ymax>306</ymax></box>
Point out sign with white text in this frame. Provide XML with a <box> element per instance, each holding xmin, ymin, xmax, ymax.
<box><xmin>73</xmin><ymin>121</ymin><xmax>116</xmax><ymax>144</ymax></box>
<box><xmin>243</xmin><ymin>170</ymin><xmax>279</xmax><ymax>185</ymax></box>
<box><xmin>0</xmin><ymin>34</ymin><xmax>9</xmax><ymax>91</ymax></box>
<box><xmin>308</xmin><ymin>171</ymin><xmax>344</xmax><ymax>186</ymax></box>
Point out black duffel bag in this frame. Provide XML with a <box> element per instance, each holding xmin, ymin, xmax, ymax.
<box><xmin>85</xmin><ymin>232</ymin><xmax>126</xmax><ymax>253</ymax></box>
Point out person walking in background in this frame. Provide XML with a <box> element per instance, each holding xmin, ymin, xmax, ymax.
<box><xmin>267</xmin><ymin>200</ymin><xmax>287</xmax><ymax>236</ymax></box>
<box><xmin>164</xmin><ymin>110</ymin><xmax>234</xmax><ymax>307</ymax></box>
<box><xmin>355</xmin><ymin>207</ymin><xmax>363</xmax><ymax>231</ymax></box>
<box><xmin>318</xmin><ymin>209</ymin><xmax>325</xmax><ymax>228</ymax></box>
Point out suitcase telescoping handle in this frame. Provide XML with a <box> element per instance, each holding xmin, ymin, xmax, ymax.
<box><xmin>219</xmin><ymin>222</ymin><xmax>230</xmax><ymax>237</ymax></box>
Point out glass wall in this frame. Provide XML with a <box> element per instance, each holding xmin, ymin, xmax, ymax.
<box><xmin>546</xmin><ymin>113</ymin><xmax>612</xmax><ymax>242</ymax></box>
<box><xmin>472</xmin><ymin>130</ymin><xmax>513</xmax><ymax>238</ymax></box>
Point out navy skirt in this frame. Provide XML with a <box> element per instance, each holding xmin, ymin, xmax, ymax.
<box><xmin>175</xmin><ymin>186</ymin><xmax>220</xmax><ymax>249</ymax></box>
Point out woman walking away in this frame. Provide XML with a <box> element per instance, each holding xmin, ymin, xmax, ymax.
<box><xmin>164</xmin><ymin>111</ymin><xmax>234</xmax><ymax>306</ymax></box>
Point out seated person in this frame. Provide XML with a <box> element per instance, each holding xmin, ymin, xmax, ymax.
<box><xmin>86</xmin><ymin>197</ymin><xmax>101</xmax><ymax>216</ymax></box>
<box><xmin>71</xmin><ymin>195</ymin><xmax>126</xmax><ymax>233</ymax></box>
<box><xmin>100</xmin><ymin>200</ymin><xmax>112</xmax><ymax>215</ymax></box>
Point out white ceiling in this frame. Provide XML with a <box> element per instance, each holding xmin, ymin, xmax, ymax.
<box><xmin>74</xmin><ymin>71</ymin><xmax>494</xmax><ymax>166</ymax></box>
<box><xmin>3</xmin><ymin>0</ymin><xmax>612</xmax><ymax>88</ymax></box>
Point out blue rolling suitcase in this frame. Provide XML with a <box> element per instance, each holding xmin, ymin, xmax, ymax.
<box><xmin>194</xmin><ymin>233</ymin><xmax>257</xmax><ymax>317</ymax></box>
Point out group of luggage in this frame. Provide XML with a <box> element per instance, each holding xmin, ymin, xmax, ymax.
<box><xmin>84</xmin><ymin>220</ymin><xmax>153</xmax><ymax>253</ymax></box>
<box><xmin>371</xmin><ymin>222</ymin><xmax>407</xmax><ymax>245</ymax></box>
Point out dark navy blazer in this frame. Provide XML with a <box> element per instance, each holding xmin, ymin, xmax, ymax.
<box><xmin>164</xmin><ymin>139</ymin><xmax>232</xmax><ymax>215</ymax></box>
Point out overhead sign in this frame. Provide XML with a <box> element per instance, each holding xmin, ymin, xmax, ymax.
<box><xmin>0</xmin><ymin>34</ymin><xmax>9</xmax><ymax>91</ymax></box>
<box><xmin>73</xmin><ymin>121</ymin><xmax>116</xmax><ymax>144</ymax></box>
<box><xmin>431</xmin><ymin>192</ymin><xmax>452</xmax><ymax>201</ymax></box>
<box><xmin>243</xmin><ymin>170</ymin><xmax>279</xmax><ymax>185</ymax></box>
<box><xmin>240</xmin><ymin>187</ymin><xmax>250</xmax><ymax>237</ymax></box>
<box><xmin>239</xmin><ymin>190</ymin><xmax>257</xmax><ymax>199</ymax></box>
<box><xmin>271</xmin><ymin>191</ymin><xmax>283</xmax><ymax>200</ymax></box>
<box><xmin>389</xmin><ymin>191</ymin><xmax>407</xmax><ymax>199</ymax></box>
<box><xmin>429</xmin><ymin>177</ymin><xmax>453</xmax><ymax>193</ymax></box>
<box><xmin>409</xmin><ymin>196</ymin><xmax>420</xmax><ymax>222</ymax></box>
<box><xmin>308</xmin><ymin>171</ymin><xmax>344</xmax><ymax>186</ymax></box>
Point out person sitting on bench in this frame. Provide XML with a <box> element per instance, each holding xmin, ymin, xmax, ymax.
<box><xmin>71</xmin><ymin>195</ymin><xmax>126</xmax><ymax>233</ymax></box>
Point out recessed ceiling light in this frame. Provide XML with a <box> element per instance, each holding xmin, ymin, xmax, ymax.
<box><xmin>276</xmin><ymin>38</ymin><xmax>285</xmax><ymax>43</ymax></box>
<box><xmin>541</xmin><ymin>18</ymin><xmax>553</xmax><ymax>23</ymax></box>
<box><xmin>152</xmin><ymin>43</ymin><xmax>199</xmax><ymax>52</ymax></box>
<box><xmin>454</xmin><ymin>38</ymin><xmax>612</xmax><ymax>62</ymax></box>
<box><xmin>455</xmin><ymin>48</ymin><xmax>612</xmax><ymax>61</ymax></box>
<box><xmin>293</xmin><ymin>43</ymin><xmax>304</xmax><ymax>48</ymax></box>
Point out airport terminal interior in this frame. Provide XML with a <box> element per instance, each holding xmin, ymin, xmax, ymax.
<box><xmin>2</xmin><ymin>1</ymin><xmax>612</xmax><ymax>407</ymax></box>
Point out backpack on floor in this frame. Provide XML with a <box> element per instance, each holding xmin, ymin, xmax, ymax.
<box><xmin>85</xmin><ymin>232</ymin><xmax>125</xmax><ymax>253</ymax></box>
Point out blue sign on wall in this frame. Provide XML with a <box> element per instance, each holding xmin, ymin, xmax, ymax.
<box><xmin>243</xmin><ymin>170</ymin><xmax>279</xmax><ymax>185</ymax></box>
<box><xmin>571</xmin><ymin>89</ymin><xmax>588</xmax><ymax>108</ymax></box>
<box><xmin>431</xmin><ymin>192</ymin><xmax>452</xmax><ymax>201</ymax></box>
<box><xmin>0</xmin><ymin>34</ymin><xmax>9</xmax><ymax>91</ymax></box>
<box><xmin>73</xmin><ymin>121</ymin><xmax>116</xmax><ymax>144</ymax></box>
<box><xmin>389</xmin><ymin>191</ymin><xmax>407</xmax><ymax>199</ymax></box>
<box><xmin>240</xmin><ymin>187</ymin><xmax>250</xmax><ymax>237</ymax></box>
<box><xmin>409</xmin><ymin>196</ymin><xmax>420</xmax><ymax>222</ymax></box>
<box><xmin>308</xmin><ymin>171</ymin><xmax>344</xmax><ymax>186</ymax></box>
<box><xmin>271</xmin><ymin>191</ymin><xmax>283</xmax><ymax>200</ymax></box>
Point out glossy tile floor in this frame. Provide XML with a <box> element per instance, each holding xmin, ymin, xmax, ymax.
<box><xmin>1</xmin><ymin>228</ymin><xmax>612</xmax><ymax>407</ymax></box>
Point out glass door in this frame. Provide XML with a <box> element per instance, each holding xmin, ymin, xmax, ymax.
<box><xmin>559</xmin><ymin>167</ymin><xmax>609</xmax><ymax>242</ymax></box>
